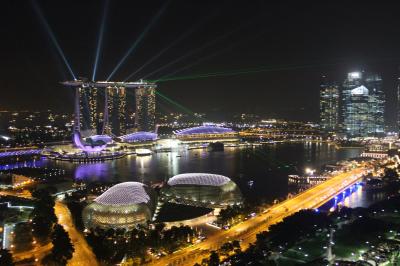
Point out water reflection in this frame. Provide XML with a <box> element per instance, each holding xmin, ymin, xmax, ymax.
<box><xmin>322</xmin><ymin>183</ymin><xmax>389</xmax><ymax>212</ymax></box>
<box><xmin>41</xmin><ymin>143</ymin><xmax>362</xmax><ymax>202</ymax></box>
<box><xmin>75</xmin><ymin>163</ymin><xmax>110</xmax><ymax>182</ymax></box>
<box><xmin>0</xmin><ymin>159</ymin><xmax>46</xmax><ymax>171</ymax></box>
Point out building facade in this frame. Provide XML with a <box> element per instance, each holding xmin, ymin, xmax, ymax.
<box><xmin>103</xmin><ymin>86</ymin><xmax>126</xmax><ymax>136</ymax></box>
<box><xmin>341</xmin><ymin>72</ymin><xmax>385</xmax><ymax>137</ymax></box>
<box><xmin>64</xmin><ymin>80</ymin><xmax>157</xmax><ymax>137</ymax></box>
<box><xmin>396</xmin><ymin>74</ymin><xmax>400</xmax><ymax>135</ymax></box>
<box><xmin>320</xmin><ymin>79</ymin><xmax>339</xmax><ymax>132</ymax></box>
<box><xmin>365</xmin><ymin>74</ymin><xmax>385</xmax><ymax>134</ymax></box>
<box><xmin>74</xmin><ymin>85</ymin><xmax>98</xmax><ymax>137</ymax></box>
<box><xmin>83</xmin><ymin>182</ymin><xmax>156</xmax><ymax>230</ymax></box>
<box><xmin>135</xmin><ymin>85</ymin><xmax>156</xmax><ymax>132</ymax></box>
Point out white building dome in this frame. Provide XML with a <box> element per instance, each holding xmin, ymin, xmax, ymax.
<box><xmin>167</xmin><ymin>173</ymin><xmax>231</xmax><ymax>187</ymax></box>
<box><xmin>94</xmin><ymin>182</ymin><xmax>150</xmax><ymax>205</ymax></box>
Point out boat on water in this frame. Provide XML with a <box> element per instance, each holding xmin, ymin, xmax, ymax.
<box><xmin>135</xmin><ymin>148</ymin><xmax>152</xmax><ymax>156</ymax></box>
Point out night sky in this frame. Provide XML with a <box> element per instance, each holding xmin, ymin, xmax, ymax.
<box><xmin>2</xmin><ymin>1</ymin><xmax>400</xmax><ymax>126</ymax></box>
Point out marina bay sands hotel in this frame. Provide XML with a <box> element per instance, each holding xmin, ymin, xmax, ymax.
<box><xmin>61</xmin><ymin>79</ymin><xmax>156</xmax><ymax>137</ymax></box>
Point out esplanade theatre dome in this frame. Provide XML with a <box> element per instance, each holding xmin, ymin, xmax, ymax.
<box><xmin>163</xmin><ymin>173</ymin><xmax>242</xmax><ymax>208</ymax></box>
<box><xmin>83</xmin><ymin>182</ymin><xmax>156</xmax><ymax>230</ymax></box>
<box><xmin>175</xmin><ymin>126</ymin><xmax>234</xmax><ymax>136</ymax></box>
<box><xmin>174</xmin><ymin>125</ymin><xmax>238</xmax><ymax>141</ymax></box>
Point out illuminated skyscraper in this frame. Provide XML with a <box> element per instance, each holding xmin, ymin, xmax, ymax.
<box><xmin>74</xmin><ymin>85</ymin><xmax>98</xmax><ymax>137</ymax></box>
<box><xmin>63</xmin><ymin>80</ymin><xmax>157</xmax><ymax>137</ymax></box>
<box><xmin>365</xmin><ymin>74</ymin><xmax>384</xmax><ymax>135</ymax></box>
<box><xmin>320</xmin><ymin>77</ymin><xmax>339</xmax><ymax>132</ymax></box>
<box><xmin>397</xmin><ymin>75</ymin><xmax>400</xmax><ymax>135</ymax></box>
<box><xmin>343</xmin><ymin>85</ymin><xmax>370</xmax><ymax>137</ymax></box>
<box><xmin>103</xmin><ymin>86</ymin><xmax>126</xmax><ymax>136</ymax></box>
<box><xmin>341</xmin><ymin>71</ymin><xmax>385</xmax><ymax>137</ymax></box>
<box><xmin>135</xmin><ymin>84</ymin><xmax>156</xmax><ymax>132</ymax></box>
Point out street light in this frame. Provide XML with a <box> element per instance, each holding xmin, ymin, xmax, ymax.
<box><xmin>305</xmin><ymin>168</ymin><xmax>316</xmax><ymax>176</ymax></box>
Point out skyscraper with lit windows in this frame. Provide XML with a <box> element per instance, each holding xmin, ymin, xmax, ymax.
<box><xmin>75</xmin><ymin>85</ymin><xmax>98</xmax><ymax>137</ymax></box>
<box><xmin>103</xmin><ymin>86</ymin><xmax>127</xmax><ymax>136</ymax></box>
<box><xmin>320</xmin><ymin>77</ymin><xmax>339</xmax><ymax>132</ymax></box>
<box><xmin>341</xmin><ymin>71</ymin><xmax>385</xmax><ymax>137</ymax></box>
<box><xmin>365</xmin><ymin>74</ymin><xmax>384</xmax><ymax>135</ymax></box>
<box><xmin>135</xmin><ymin>84</ymin><xmax>156</xmax><ymax>132</ymax></box>
<box><xmin>397</xmin><ymin>74</ymin><xmax>400</xmax><ymax>135</ymax></box>
<box><xmin>63</xmin><ymin>79</ymin><xmax>157</xmax><ymax>137</ymax></box>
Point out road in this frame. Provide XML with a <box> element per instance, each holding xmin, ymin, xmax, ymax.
<box><xmin>0</xmin><ymin>189</ymin><xmax>98</xmax><ymax>266</ymax></box>
<box><xmin>54</xmin><ymin>202</ymin><xmax>99</xmax><ymax>266</ymax></box>
<box><xmin>0</xmin><ymin>189</ymin><xmax>32</xmax><ymax>199</ymax></box>
<box><xmin>147</xmin><ymin>165</ymin><xmax>370</xmax><ymax>266</ymax></box>
<box><xmin>12</xmin><ymin>243</ymin><xmax>52</xmax><ymax>263</ymax></box>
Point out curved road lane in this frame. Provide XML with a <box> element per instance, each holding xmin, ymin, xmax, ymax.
<box><xmin>54</xmin><ymin>202</ymin><xmax>99</xmax><ymax>266</ymax></box>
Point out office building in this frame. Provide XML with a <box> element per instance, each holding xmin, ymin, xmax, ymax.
<box><xmin>341</xmin><ymin>71</ymin><xmax>385</xmax><ymax>137</ymax></box>
<box><xmin>320</xmin><ymin>78</ymin><xmax>339</xmax><ymax>132</ymax></box>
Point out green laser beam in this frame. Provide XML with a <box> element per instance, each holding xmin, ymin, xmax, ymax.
<box><xmin>142</xmin><ymin>13</ymin><xmax>262</xmax><ymax>80</ymax></box>
<box><xmin>152</xmin><ymin>56</ymin><xmax>400</xmax><ymax>83</ymax></box>
<box><xmin>159</xmin><ymin>24</ymin><xmax>270</xmax><ymax>80</ymax></box>
<box><xmin>151</xmin><ymin>62</ymin><xmax>342</xmax><ymax>83</ymax></box>
<box><xmin>156</xmin><ymin>91</ymin><xmax>196</xmax><ymax>117</ymax></box>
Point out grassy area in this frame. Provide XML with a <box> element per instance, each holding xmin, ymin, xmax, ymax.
<box><xmin>276</xmin><ymin>213</ymin><xmax>400</xmax><ymax>264</ymax></box>
<box><xmin>278</xmin><ymin>235</ymin><xmax>327</xmax><ymax>263</ymax></box>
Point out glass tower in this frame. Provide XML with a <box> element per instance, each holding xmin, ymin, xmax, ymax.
<box><xmin>135</xmin><ymin>85</ymin><xmax>156</xmax><ymax>132</ymax></box>
<box><xmin>320</xmin><ymin>77</ymin><xmax>339</xmax><ymax>132</ymax></box>
<box><xmin>341</xmin><ymin>72</ymin><xmax>385</xmax><ymax>137</ymax></box>
<box><xmin>365</xmin><ymin>74</ymin><xmax>384</xmax><ymax>135</ymax></box>
<box><xmin>397</xmin><ymin>76</ymin><xmax>400</xmax><ymax>135</ymax></box>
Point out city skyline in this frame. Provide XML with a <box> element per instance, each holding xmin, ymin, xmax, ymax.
<box><xmin>1</xmin><ymin>2</ymin><xmax>400</xmax><ymax>126</ymax></box>
<box><xmin>1</xmin><ymin>2</ymin><xmax>400</xmax><ymax>265</ymax></box>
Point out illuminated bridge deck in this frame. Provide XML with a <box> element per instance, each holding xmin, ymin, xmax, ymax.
<box><xmin>0</xmin><ymin>149</ymin><xmax>42</xmax><ymax>158</ymax></box>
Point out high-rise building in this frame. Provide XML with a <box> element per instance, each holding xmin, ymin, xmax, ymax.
<box><xmin>135</xmin><ymin>85</ymin><xmax>156</xmax><ymax>132</ymax></box>
<box><xmin>74</xmin><ymin>85</ymin><xmax>98</xmax><ymax>137</ymax></box>
<box><xmin>63</xmin><ymin>80</ymin><xmax>157</xmax><ymax>137</ymax></box>
<box><xmin>320</xmin><ymin>77</ymin><xmax>339</xmax><ymax>132</ymax></box>
<box><xmin>365</xmin><ymin>74</ymin><xmax>384</xmax><ymax>134</ymax></box>
<box><xmin>343</xmin><ymin>85</ymin><xmax>370</xmax><ymax>137</ymax></box>
<box><xmin>103</xmin><ymin>86</ymin><xmax>126</xmax><ymax>136</ymax></box>
<box><xmin>341</xmin><ymin>71</ymin><xmax>385</xmax><ymax>137</ymax></box>
<box><xmin>397</xmin><ymin>71</ymin><xmax>400</xmax><ymax>135</ymax></box>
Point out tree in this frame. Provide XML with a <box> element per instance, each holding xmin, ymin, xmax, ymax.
<box><xmin>208</xmin><ymin>251</ymin><xmax>220</xmax><ymax>266</ymax></box>
<box><xmin>31</xmin><ymin>189</ymin><xmax>57</xmax><ymax>240</ymax></box>
<box><xmin>0</xmin><ymin>249</ymin><xmax>14</xmax><ymax>266</ymax></box>
<box><xmin>384</xmin><ymin>167</ymin><xmax>399</xmax><ymax>181</ymax></box>
<box><xmin>32</xmin><ymin>215</ymin><xmax>53</xmax><ymax>240</ymax></box>
<box><xmin>232</xmin><ymin>240</ymin><xmax>241</xmax><ymax>254</ymax></box>
<box><xmin>65</xmin><ymin>200</ymin><xmax>85</xmax><ymax>230</ymax></box>
<box><xmin>220</xmin><ymin>242</ymin><xmax>234</xmax><ymax>255</ymax></box>
<box><xmin>266</xmin><ymin>210</ymin><xmax>332</xmax><ymax>247</ymax></box>
<box><xmin>50</xmin><ymin>224</ymin><xmax>74</xmax><ymax>265</ymax></box>
<box><xmin>86</xmin><ymin>231</ymin><xmax>114</xmax><ymax>262</ymax></box>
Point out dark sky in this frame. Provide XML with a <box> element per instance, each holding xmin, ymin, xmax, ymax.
<box><xmin>1</xmin><ymin>1</ymin><xmax>400</xmax><ymax>126</ymax></box>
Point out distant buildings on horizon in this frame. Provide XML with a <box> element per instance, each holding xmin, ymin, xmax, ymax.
<box><xmin>320</xmin><ymin>71</ymin><xmax>386</xmax><ymax>138</ymax></box>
